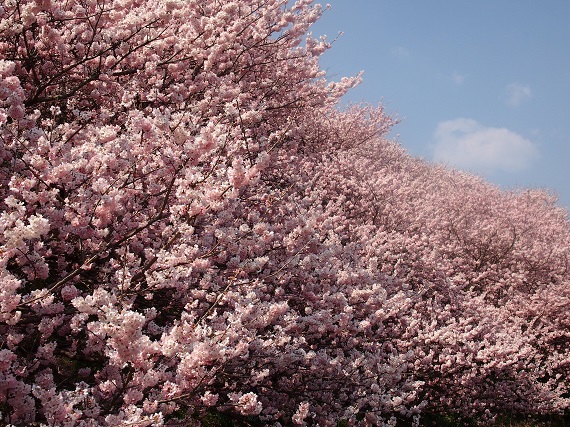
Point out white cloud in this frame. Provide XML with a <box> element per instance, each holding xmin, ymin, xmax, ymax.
<box><xmin>432</xmin><ymin>118</ymin><xmax>538</xmax><ymax>173</ymax></box>
<box><xmin>392</xmin><ymin>46</ymin><xmax>410</xmax><ymax>59</ymax></box>
<box><xmin>452</xmin><ymin>72</ymin><xmax>465</xmax><ymax>85</ymax></box>
<box><xmin>506</xmin><ymin>82</ymin><xmax>532</xmax><ymax>107</ymax></box>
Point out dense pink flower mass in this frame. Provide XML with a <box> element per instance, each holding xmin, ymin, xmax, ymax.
<box><xmin>1</xmin><ymin>0</ymin><xmax>569</xmax><ymax>425</ymax></box>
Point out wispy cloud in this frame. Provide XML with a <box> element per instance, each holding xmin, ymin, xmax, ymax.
<box><xmin>506</xmin><ymin>82</ymin><xmax>532</xmax><ymax>107</ymax></box>
<box><xmin>432</xmin><ymin>118</ymin><xmax>538</xmax><ymax>173</ymax></box>
<box><xmin>392</xmin><ymin>46</ymin><xmax>410</xmax><ymax>59</ymax></box>
<box><xmin>452</xmin><ymin>71</ymin><xmax>465</xmax><ymax>85</ymax></box>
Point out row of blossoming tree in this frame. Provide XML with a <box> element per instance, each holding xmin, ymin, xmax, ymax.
<box><xmin>1</xmin><ymin>0</ymin><xmax>569</xmax><ymax>425</ymax></box>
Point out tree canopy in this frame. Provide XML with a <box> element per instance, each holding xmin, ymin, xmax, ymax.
<box><xmin>1</xmin><ymin>0</ymin><xmax>569</xmax><ymax>425</ymax></box>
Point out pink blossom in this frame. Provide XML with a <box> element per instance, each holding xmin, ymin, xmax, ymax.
<box><xmin>201</xmin><ymin>391</ymin><xmax>219</xmax><ymax>407</ymax></box>
<box><xmin>229</xmin><ymin>392</ymin><xmax>263</xmax><ymax>416</ymax></box>
<box><xmin>0</xmin><ymin>0</ymin><xmax>568</xmax><ymax>425</ymax></box>
<box><xmin>292</xmin><ymin>401</ymin><xmax>310</xmax><ymax>425</ymax></box>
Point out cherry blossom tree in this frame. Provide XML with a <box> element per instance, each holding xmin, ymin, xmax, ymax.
<box><xmin>266</xmin><ymin>108</ymin><xmax>570</xmax><ymax>424</ymax></box>
<box><xmin>1</xmin><ymin>0</ymin><xmax>569</xmax><ymax>426</ymax></box>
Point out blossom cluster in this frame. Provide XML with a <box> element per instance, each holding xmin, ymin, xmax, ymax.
<box><xmin>1</xmin><ymin>0</ymin><xmax>569</xmax><ymax>426</ymax></box>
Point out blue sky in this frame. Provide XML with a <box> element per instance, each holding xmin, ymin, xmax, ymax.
<box><xmin>310</xmin><ymin>1</ymin><xmax>570</xmax><ymax>210</ymax></box>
